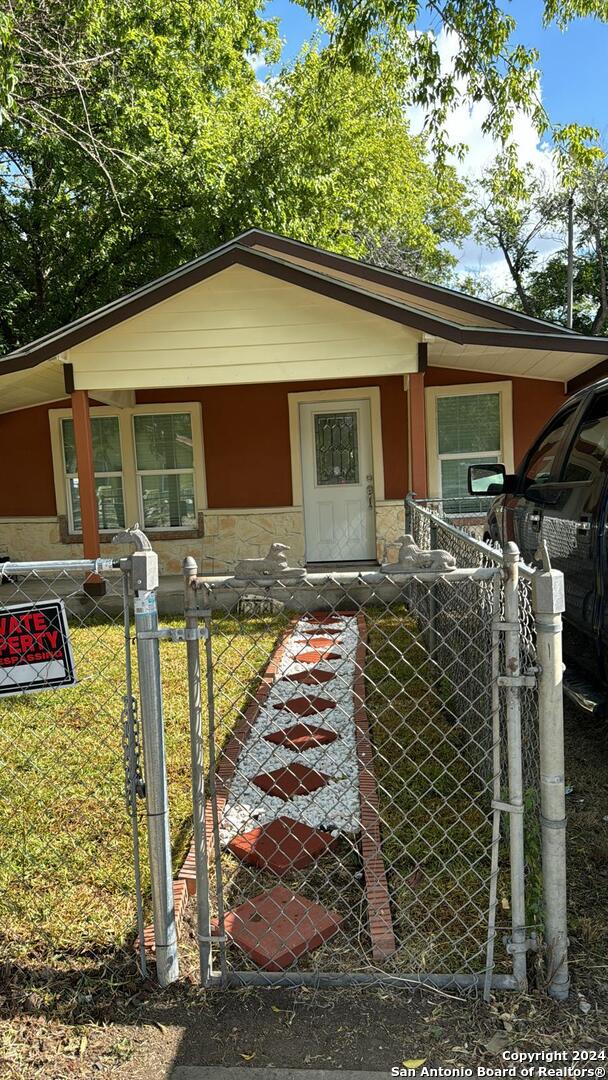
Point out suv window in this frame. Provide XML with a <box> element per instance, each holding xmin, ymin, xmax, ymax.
<box><xmin>523</xmin><ymin>404</ymin><xmax>577</xmax><ymax>485</ymax></box>
<box><xmin>562</xmin><ymin>391</ymin><xmax>608</xmax><ymax>484</ymax></box>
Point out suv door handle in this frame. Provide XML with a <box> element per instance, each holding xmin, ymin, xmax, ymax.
<box><xmin>577</xmin><ymin>519</ymin><xmax>591</xmax><ymax>533</ymax></box>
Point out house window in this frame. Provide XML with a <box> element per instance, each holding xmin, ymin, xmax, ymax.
<box><xmin>61</xmin><ymin>416</ymin><xmax>125</xmax><ymax>532</ymax></box>
<box><xmin>133</xmin><ymin>413</ymin><xmax>196</xmax><ymax>529</ymax></box>
<box><xmin>314</xmin><ymin>411</ymin><xmax>360</xmax><ymax>486</ymax></box>
<box><xmin>426</xmin><ymin>382</ymin><xmax>513</xmax><ymax>510</ymax></box>
<box><xmin>51</xmin><ymin>403</ymin><xmax>205</xmax><ymax>537</ymax></box>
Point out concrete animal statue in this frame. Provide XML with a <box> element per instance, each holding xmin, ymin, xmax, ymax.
<box><xmin>233</xmin><ymin>542</ymin><xmax>305</xmax><ymax>579</ymax></box>
<box><xmin>381</xmin><ymin>534</ymin><xmax>456</xmax><ymax>573</ymax></box>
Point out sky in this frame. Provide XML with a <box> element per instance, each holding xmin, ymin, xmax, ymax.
<box><xmin>261</xmin><ymin>0</ymin><xmax>608</xmax><ymax>285</ymax></box>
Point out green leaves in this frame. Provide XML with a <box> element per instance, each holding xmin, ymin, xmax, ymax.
<box><xmin>0</xmin><ymin>5</ymin><xmax>469</xmax><ymax>353</ymax></box>
<box><xmin>296</xmin><ymin>0</ymin><xmax>606</xmax><ymax>160</ymax></box>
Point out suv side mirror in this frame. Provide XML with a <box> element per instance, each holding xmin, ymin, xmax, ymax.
<box><xmin>467</xmin><ymin>463</ymin><xmax>508</xmax><ymax>495</ymax></box>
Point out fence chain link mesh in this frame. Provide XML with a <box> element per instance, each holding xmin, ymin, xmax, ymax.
<box><xmin>0</xmin><ymin>560</ymin><xmax>152</xmax><ymax>992</ymax></box>
<box><xmin>409</xmin><ymin>498</ymin><xmax>540</xmax><ymax>792</ymax></box>
<box><xmin>185</xmin><ymin>542</ymin><xmax>529</xmax><ymax>991</ymax></box>
<box><xmin>1</xmin><ymin>500</ymin><xmax>565</xmax><ymax>998</ymax></box>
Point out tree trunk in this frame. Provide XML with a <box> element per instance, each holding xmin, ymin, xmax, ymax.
<box><xmin>499</xmin><ymin>237</ymin><xmax>534</xmax><ymax>315</ymax></box>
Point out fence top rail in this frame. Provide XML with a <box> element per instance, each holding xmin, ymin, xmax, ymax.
<box><xmin>193</xmin><ymin>565</ymin><xmax>501</xmax><ymax>590</ymax></box>
<box><xmin>405</xmin><ymin>493</ymin><xmax>536</xmax><ymax>581</ymax></box>
<box><xmin>1</xmin><ymin>557</ymin><xmax>121</xmax><ymax>575</ymax></box>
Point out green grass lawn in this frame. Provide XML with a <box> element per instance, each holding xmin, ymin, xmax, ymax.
<box><xmin>0</xmin><ymin>613</ymin><xmax>280</xmax><ymax>964</ymax></box>
<box><xmin>0</xmin><ymin>601</ymin><xmax>507</xmax><ymax>979</ymax></box>
<box><xmin>365</xmin><ymin>606</ymin><xmax>501</xmax><ymax>973</ymax></box>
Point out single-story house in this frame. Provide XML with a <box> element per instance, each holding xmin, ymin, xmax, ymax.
<box><xmin>0</xmin><ymin>229</ymin><xmax>607</xmax><ymax>580</ymax></box>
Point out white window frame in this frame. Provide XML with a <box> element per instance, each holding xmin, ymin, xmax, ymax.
<box><xmin>60</xmin><ymin>414</ymin><xmax>126</xmax><ymax>534</ymax></box>
<box><xmin>49</xmin><ymin>402</ymin><xmax>207</xmax><ymax>535</ymax></box>
<box><xmin>132</xmin><ymin>410</ymin><xmax>198</xmax><ymax>532</ymax></box>
<box><xmin>424</xmin><ymin>381</ymin><xmax>514</xmax><ymax>500</ymax></box>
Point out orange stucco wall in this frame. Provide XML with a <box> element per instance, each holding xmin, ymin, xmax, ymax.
<box><xmin>136</xmin><ymin>376</ymin><xmax>409</xmax><ymax>508</ymax></box>
<box><xmin>424</xmin><ymin>367</ymin><xmax>567</xmax><ymax>468</ymax></box>
<box><xmin>0</xmin><ymin>370</ymin><xmax>568</xmax><ymax>518</ymax></box>
<box><xmin>0</xmin><ymin>400</ymin><xmax>69</xmax><ymax>516</ymax></box>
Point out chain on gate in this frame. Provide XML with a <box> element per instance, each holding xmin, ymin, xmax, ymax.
<box><xmin>120</xmin><ymin>566</ymin><xmax>148</xmax><ymax>978</ymax></box>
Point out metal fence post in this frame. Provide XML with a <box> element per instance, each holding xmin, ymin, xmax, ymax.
<box><xmin>183</xmin><ymin>556</ymin><xmax>212</xmax><ymax>986</ymax></box>
<box><xmin>129</xmin><ymin>535</ymin><xmax>179</xmax><ymax>986</ymax></box>
<box><xmin>428</xmin><ymin>518</ymin><xmax>438</xmax><ymax>658</ymax></box>
<box><xmin>502</xmin><ymin>542</ymin><xmax>528</xmax><ymax>991</ymax></box>
<box><xmin>533</xmin><ymin>564</ymin><xmax>569</xmax><ymax>1000</ymax></box>
<box><xmin>404</xmin><ymin>493</ymin><xmax>414</xmax><ymax>536</ymax></box>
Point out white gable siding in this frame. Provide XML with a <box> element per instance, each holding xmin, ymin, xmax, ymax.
<box><xmin>69</xmin><ymin>264</ymin><xmax>419</xmax><ymax>391</ymax></box>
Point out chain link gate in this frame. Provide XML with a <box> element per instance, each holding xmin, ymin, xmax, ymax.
<box><xmin>0</xmin><ymin>537</ymin><xmax>185</xmax><ymax>992</ymax></box>
<box><xmin>0</xmin><ymin>553</ymin><xmax>154</xmax><ymax>986</ymax></box>
<box><xmin>0</xmin><ymin>519</ymin><xmax>567</xmax><ymax>999</ymax></box>
<box><xmin>178</xmin><ymin>517</ymin><xmax>568</xmax><ymax>996</ymax></box>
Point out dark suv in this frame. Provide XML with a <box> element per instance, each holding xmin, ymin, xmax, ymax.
<box><xmin>468</xmin><ymin>377</ymin><xmax>608</xmax><ymax>711</ymax></box>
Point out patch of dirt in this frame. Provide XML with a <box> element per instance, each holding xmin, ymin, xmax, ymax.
<box><xmin>2</xmin><ymin>698</ymin><xmax>608</xmax><ymax>1078</ymax></box>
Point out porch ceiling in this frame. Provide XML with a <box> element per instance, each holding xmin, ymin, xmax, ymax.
<box><xmin>0</xmin><ymin>358</ymin><xmax>66</xmax><ymax>413</ymax></box>
<box><xmin>427</xmin><ymin>340</ymin><xmax>601</xmax><ymax>383</ymax></box>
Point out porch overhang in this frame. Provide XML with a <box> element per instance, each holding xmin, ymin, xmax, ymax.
<box><xmin>1</xmin><ymin>231</ymin><xmax>607</xmax><ymax>410</ymax></box>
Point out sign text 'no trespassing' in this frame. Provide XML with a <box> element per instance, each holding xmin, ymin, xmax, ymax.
<box><xmin>0</xmin><ymin>600</ymin><xmax>76</xmax><ymax>697</ymax></box>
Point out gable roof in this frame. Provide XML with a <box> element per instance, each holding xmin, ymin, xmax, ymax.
<box><xmin>2</xmin><ymin>229</ymin><xmax>608</xmax><ymax>386</ymax></box>
<box><xmin>239</xmin><ymin>229</ymin><xmax>578</xmax><ymax>336</ymax></box>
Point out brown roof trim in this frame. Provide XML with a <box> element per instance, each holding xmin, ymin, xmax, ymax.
<box><xmin>567</xmin><ymin>357</ymin><xmax>608</xmax><ymax>394</ymax></box>
<box><xmin>239</xmin><ymin>229</ymin><xmax>577</xmax><ymax>336</ymax></box>
<box><xmin>236</xmin><ymin>248</ymin><xmax>608</xmax><ymax>353</ymax></box>
<box><xmin>2</xmin><ymin>233</ymin><xmax>608</xmax><ymax>380</ymax></box>
<box><xmin>0</xmin><ymin>246</ymin><xmax>243</xmax><ymax>374</ymax></box>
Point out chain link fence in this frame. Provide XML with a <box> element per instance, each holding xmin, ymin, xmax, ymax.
<box><xmin>181</xmin><ymin>537</ymin><xmax>546</xmax><ymax>994</ymax></box>
<box><xmin>0</xmin><ymin>559</ymin><xmax>141</xmax><ymax>980</ymax></box>
<box><xmin>407</xmin><ymin>496</ymin><xmax>540</xmax><ymax>796</ymax></box>
<box><xmin>0</xmin><ymin>509</ymin><xmax>569</xmax><ymax>1003</ymax></box>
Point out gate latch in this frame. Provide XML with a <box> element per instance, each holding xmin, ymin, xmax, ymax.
<box><xmin>497</xmin><ymin>672</ymin><xmax>537</xmax><ymax>689</ymax></box>
<box><xmin>137</xmin><ymin>627</ymin><xmax>208</xmax><ymax>643</ymax></box>
<box><xmin>505</xmin><ymin>932</ymin><xmax>538</xmax><ymax>955</ymax></box>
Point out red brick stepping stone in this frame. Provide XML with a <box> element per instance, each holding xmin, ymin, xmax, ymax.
<box><xmin>272</xmin><ymin>695</ymin><xmax>336</xmax><ymax>717</ymax></box>
<box><xmin>227</xmin><ymin>816</ymin><xmax>335</xmax><ymax>873</ymax></box>
<box><xmin>304</xmin><ymin>636</ymin><xmax>342</xmax><ymax>649</ymax></box>
<box><xmin>252</xmin><ymin>762</ymin><xmax>331</xmax><ymax>799</ymax></box>
<box><xmin>304</xmin><ymin>614</ymin><xmax>342</xmax><ymax>625</ymax></box>
<box><xmin>214</xmin><ymin>884</ymin><xmax>343</xmax><ymax>969</ymax></box>
<box><xmin>284</xmin><ymin>668</ymin><xmax>336</xmax><ymax>686</ymax></box>
<box><xmin>301</xmin><ymin>626</ymin><xmax>343</xmax><ymax>636</ymax></box>
<box><xmin>295</xmin><ymin>649</ymin><xmax>341</xmax><ymax>664</ymax></box>
<box><xmin>264</xmin><ymin>723</ymin><xmax>338</xmax><ymax>751</ymax></box>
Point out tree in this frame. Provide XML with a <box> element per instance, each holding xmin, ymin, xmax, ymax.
<box><xmin>236</xmin><ymin>47</ymin><xmax>468</xmax><ymax>279</ymax></box>
<box><xmin>469</xmin><ymin>154</ymin><xmax>558</xmax><ymax>315</ymax></box>
<box><xmin>526</xmin><ymin>165</ymin><xmax>608</xmax><ymax>334</ymax></box>
<box><xmin>296</xmin><ymin>0</ymin><xmax>607</xmax><ymax>164</ymax></box>
<box><xmin>466</xmin><ymin>155</ymin><xmax>608</xmax><ymax>335</ymax></box>
<box><xmin>0</xmin><ymin>19</ymin><xmax>469</xmax><ymax>353</ymax></box>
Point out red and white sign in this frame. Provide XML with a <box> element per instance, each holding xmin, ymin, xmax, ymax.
<box><xmin>0</xmin><ymin>600</ymin><xmax>76</xmax><ymax>697</ymax></box>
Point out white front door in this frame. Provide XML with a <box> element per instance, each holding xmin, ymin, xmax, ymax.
<box><xmin>300</xmin><ymin>399</ymin><xmax>376</xmax><ymax>562</ymax></box>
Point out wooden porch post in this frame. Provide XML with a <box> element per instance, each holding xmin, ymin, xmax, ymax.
<box><xmin>71</xmin><ymin>387</ymin><xmax>105</xmax><ymax>595</ymax></box>
<box><xmin>408</xmin><ymin>345</ymin><xmax>428</xmax><ymax>498</ymax></box>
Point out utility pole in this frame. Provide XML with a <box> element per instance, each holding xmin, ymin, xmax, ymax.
<box><xmin>566</xmin><ymin>190</ymin><xmax>575</xmax><ymax>329</ymax></box>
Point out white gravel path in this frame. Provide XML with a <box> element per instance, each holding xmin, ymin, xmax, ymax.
<box><xmin>220</xmin><ymin>615</ymin><xmax>362</xmax><ymax>844</ymax></box>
